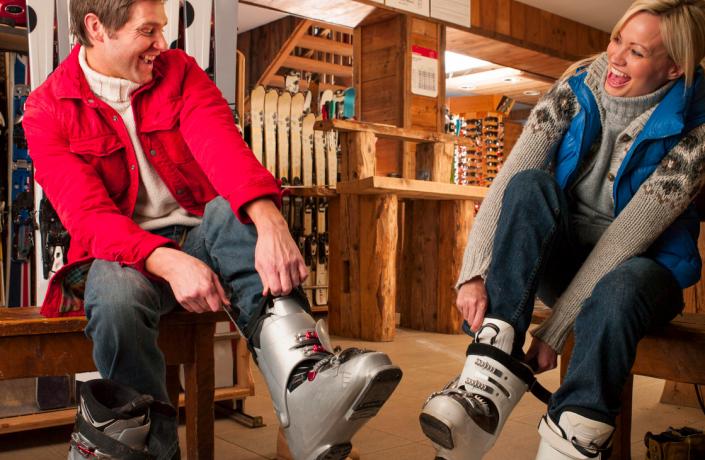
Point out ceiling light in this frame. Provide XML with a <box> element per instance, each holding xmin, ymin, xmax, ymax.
<box><xmin>523</xmin><ymin>90</ymin><xmax>541</xmax><ymax>96</ymax></box>
<box><xmin>460</xmin><ymin>85</ymin><xmax>477</xmax><ymax>90</ymax></box>
<box><xmin>445</xmin><ymin>51</ymin><xmax>494</xmax><ymax>73</ymax></box>
<box><xmin>449</xmin><ymin>67</ymin><xmax>522</xmax><ymax>88</ymax></box>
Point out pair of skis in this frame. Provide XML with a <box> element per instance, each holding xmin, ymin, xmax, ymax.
<box><xmin>281</xmin><ymin>196</ymin><xmax>328</xmax><ymax>306</ymax></box>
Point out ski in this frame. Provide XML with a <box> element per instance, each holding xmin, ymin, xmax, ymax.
<box><xmin>263</xmin><ymin>88</ymin><xmax>278</xmax><ymax>177</ymax></box>
<box><xmin>183</xmin><ymin>0</ymin><xmax>213</xmax><ymax>72</ymax></box>
<box><xmin>325</xmin><ymin>131</ymin><xmax>338</xmax><ymax>186</ymax></box>
<box><xmin>289</xmin><ymin>92</ymin><xmax>304</xmax><ymax>185</ymax></box>
<box><xmin>303</xmin><ymin>198</ymin><xmax>316</xmax><ymax>305</ymax></box>
<box><xmin>301</xmin><ymin>113</ymin><xmax>315</xmax><ymax>187</ymax></box>
<box><xmin>249</xmin><ymin>85</ymin><xmax>265</xmax><ymax>164</ymax></box>
<box><xmin>318</xmin><ymin>89</ymin><xmax>333</xmax><ymax>119</ymax></box>
<box><xmin>7</xmin><ymin>53</ymin><xmax>32</xmax><ymax>308</ymax></box>
<box><xmin>314</xmin><ymin>129</ymin><xmax>326</xmax><ymax>186</ymax></box>
<box><xmin>164</xmin><ymin>0</ymin><xmax>181</xmax><ymax>50</ymax></box>
<box><xmin>292</xmin><ymin>196</ymin><xmax>304</xmax><ymax>257</ymax></box>
<box><xmin>342</xmin><ymin>87</ymin><xmax>356</xmax><ymax>120</ymax></box>
<box><xmin>276</xmin><ymin>91</ymin><xmax>291</xmax><ymax>184</ymax></box>
<box><xmin>314</xmin><ymin>198</ymin><xmax>328</xmax><ymax>306</ymax></box>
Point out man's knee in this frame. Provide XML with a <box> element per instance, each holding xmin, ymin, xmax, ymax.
<box><xmin>84</xmin><ymin>260</ymin><xmax>160</xmax><ymax>330</ymax></box>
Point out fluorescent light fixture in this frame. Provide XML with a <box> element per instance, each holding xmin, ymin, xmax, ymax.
<box><xmin>450</xmin><ymin>67</ymin><xmax>522</xmax><ymax>88</ymax></box>
<box><xmin>445</xmin><ymin>51</ymin><xmax>493</xmax><ymax>73</ymax></box>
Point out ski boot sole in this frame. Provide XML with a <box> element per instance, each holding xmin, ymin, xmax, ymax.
<box><xmin>315</xmin><ymin>442</ymin><xmax>352</xmax><ymax>460</ymax></box>
<box><xmin>419</xmin><ymin>412</ymin><xmax>454</xmax><ymax>450</ymax></box>
<box><xmin>348</xmin><ymin>367</ymin><xmax>403</xmax><ymax>421</ymax></box>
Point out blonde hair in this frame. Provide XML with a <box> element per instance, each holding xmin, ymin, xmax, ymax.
<box><xmin>562</xmin><ymin>0</ymin><xmax>705</xmax><ymax>87</ymax></box>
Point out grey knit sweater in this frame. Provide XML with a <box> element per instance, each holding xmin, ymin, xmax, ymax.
<box><xmin>457</xmin><ymin>53</ymin><xmax>705</xmax><ymax>352</ymax></box>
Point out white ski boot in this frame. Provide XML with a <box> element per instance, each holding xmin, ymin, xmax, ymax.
<box><xmin>536</xmin><ymin>411</ymin><xmax>614</xmax><ymax>459</ymax></box>
<box><xmin>244</xmin><ymin>289</ymin><xmax>403</xmax><ymax>460</ymax></box>
<box><xmin>419</xmin><ymin>318</ymin><xmax>536</xmax><ymax>460</ymax></box>
<box><xmin>68</xmin><ymin>379</ymin><xmax>165</xmax><ymax>459</ymax></box>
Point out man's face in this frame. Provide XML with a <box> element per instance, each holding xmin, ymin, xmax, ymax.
<box><xmin>93</xmin><ymin>0</ymin><xmax>168</xmax><ymax>84</ymax></box>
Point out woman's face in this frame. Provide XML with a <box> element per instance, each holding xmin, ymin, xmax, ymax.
<box><xmin>605</xmin><ymin>11</ymin><xmax>683</xmax><ymax>97</ymax></box>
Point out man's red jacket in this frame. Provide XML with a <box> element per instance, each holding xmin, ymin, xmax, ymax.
<box><xmin>23</xmin><ymin>45</ymin><xmax>281</xmax><ymax>317</ymax></box>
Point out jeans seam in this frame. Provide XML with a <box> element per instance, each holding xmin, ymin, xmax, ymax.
<box><xmin>509</xmin><ymin>218</ymin><xmax>559</xmax><ymax>326</ymax></box>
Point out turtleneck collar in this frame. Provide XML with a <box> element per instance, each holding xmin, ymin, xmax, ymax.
<box><xmin>78</xmin><ymin>46</ymin><xmax>141</xmax><ymax>103</ymax></box>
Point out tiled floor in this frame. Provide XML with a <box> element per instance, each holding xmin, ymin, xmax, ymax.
<box><xmin>1</xmin><ymin>327</ymin><xmax>703</xmax><ymax>459</ymax></box>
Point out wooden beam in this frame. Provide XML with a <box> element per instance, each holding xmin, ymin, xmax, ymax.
<box><xmin>266</xmin><ymin>75</ymin><xmax>347</xmax><ymax>93</ymax></box>
<box><xmin>337</xmin><ymin>176</ymin><xmax>488</xmax><ymax>200</ymax></box>
<box><xmin>282</xmin><ymin>55</ymin><xmax>352</xmax><ymax>78</ymax></box>
<box><xmin>297</xmin><ymin>34</ymin><xmax>353</xmax><ymax>56</ymax></box>
<box><xmin>256</xmin><ymin>19</ymin><xmax>313</xmax><ymax>87</ymax></box>
<box><xmin>310</xmin><ymin>20</ymin><xmax>353</xmax><ymax>34</ymax></box>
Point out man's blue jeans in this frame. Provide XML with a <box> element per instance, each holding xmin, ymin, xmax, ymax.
<box><xmin>83</xmin><ymin>197</ymin><xmax>263</xmax><ymax>459</ymax></box>
<box><xmin>480</xmin><ymin>169</ymin><xmax>684</xmax><ymax>425</ymax></box>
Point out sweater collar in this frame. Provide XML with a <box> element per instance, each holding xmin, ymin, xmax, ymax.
<box><xmin>78</xmin><ymin>46</ymin><xmax>141</xmax><ymax>103</ymax></box>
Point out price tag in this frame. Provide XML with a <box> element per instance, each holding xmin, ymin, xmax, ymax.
<box><xmin>411</xmin><ymin>45</ymin><xmax>438</xmax><ymax>98</ymax></box>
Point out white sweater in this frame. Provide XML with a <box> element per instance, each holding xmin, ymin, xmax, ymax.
<box><xmin>79</xmin><ymin>47</ymin><xmax>202</xmax><ymax>230</ymax></box>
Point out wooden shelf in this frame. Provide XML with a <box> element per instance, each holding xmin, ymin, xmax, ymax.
<box><xmin>283</xmin><ymin>186</ymin><xmax>338</xmax><ymax>197</ymax></box>
<box><xmin>314</xmin><ymin>119</ymin><xmax>476</xmax><ymax>148</ymax></box>
<box><xmin>0</xmin><ymin>385</ymin><xmax>254</xmax><ymax>436</ymax></box>
<box><xmin>337</xmin><ymin>176</ymin><xmax>488</xmax><ymax>200</ymax></box>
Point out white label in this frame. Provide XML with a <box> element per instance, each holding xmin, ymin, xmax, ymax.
<box><xmin>386</xmin><ymin>0</ymin><xmax>430</xmax><ymax>16</ymax></box>
<box><xmin>431</xmin><ymin>0</ymin><xmax>471</xmax><ymax>28</ymax></box>
<box><xmin>411</xmin><ymin>46</ymin><xmax>438</xmax><ymax>98</ymax></box>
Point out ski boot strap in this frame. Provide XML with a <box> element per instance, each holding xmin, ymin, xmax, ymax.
<box><xmin>466</xmin><ymin>343</ymin><xmax>552</xmax><ymax>404</ymax></box>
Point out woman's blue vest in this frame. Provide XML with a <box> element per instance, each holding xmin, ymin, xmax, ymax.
<box><xmin>553</xmin><ymin>70</ymin><xmax>705</xmax><ymax>288</ymax></box>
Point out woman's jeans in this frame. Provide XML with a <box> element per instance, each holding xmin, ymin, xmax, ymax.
<box><xmin>479</xmin><ymin>169</ymin><xmax>684</xmax><ymax>425</ymax></box>
<box><xmin>83</xmin><ymin>197</ymin><xmax>262</xmax><ymax>460</ymax></box>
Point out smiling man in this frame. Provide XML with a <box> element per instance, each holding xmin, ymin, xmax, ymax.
<box><xmin>22</xmin><ymin>1</ymin><xmax>401</xmax><ymax>459</ymax></box>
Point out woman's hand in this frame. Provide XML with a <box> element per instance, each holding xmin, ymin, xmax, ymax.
<box><xmin>456</xmin><ymin>277</ymin><xmax>488</xmax><ymax>332</ymax></box>
<box><xmin>525</xmin><ymin>336</ymin><xmax>558</xmax><ymax>374</ymax></box>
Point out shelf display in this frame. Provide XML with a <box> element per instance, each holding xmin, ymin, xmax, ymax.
<box><xmin>448</xmin><ymin>111</ymin><xmax>506</xmax><ymax>187</ymax></box>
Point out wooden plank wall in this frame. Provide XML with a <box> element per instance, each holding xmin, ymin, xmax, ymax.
<box><xmin>355</xmin><ymin>14</ymin><xmax>405</xmax><ymax>176</ymax></box>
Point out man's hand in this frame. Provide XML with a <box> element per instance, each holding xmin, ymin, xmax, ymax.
<box><xmin>457</xmin><ymin>277</ymin><xmax>488</xmax><ymax>332</ymax></box>
<box><xmin>525</xmin><ymin>336</ymin><xmax>558</xmax><ymax>374</ymax></box>
<box><xmin>146</xmin><ymin>247</ymin><xmax>229</xmax><ymax>313</ymax></box>
<box><xmin>245</xmin><ymin>198</ymin><xmax>308</xmax><ymax>296</ymax></box>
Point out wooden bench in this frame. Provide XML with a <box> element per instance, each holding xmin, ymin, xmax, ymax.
<box><xmin>557</xmin><ymin>313</ymin><xmax>705</xmax><ymax>459</ymax></box>
<box><xmin>0</xmin><ymin>307</ymin><xmax>246</xmax><ymax>460</ymax></box>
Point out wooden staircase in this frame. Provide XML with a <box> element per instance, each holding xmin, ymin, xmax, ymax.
<box><xmin>239</xmin><ymin>18</ymin><xmax>353</xmax><ymax>94</ymax></box>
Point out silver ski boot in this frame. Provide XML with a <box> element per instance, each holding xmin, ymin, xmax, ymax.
<box><xmin>419</xmin><ymin>318</ymin><xmax>537</xmax><ymax>460</ymax></box>
<box><xmin>68</xmin><ymin>379</ymin><xmax>162</xmax><ymax>459</ymax></box>
<box><xmin>243</xmin><ymin>289</ymin><xmax>403</xmax><ymax>460</ymax></box>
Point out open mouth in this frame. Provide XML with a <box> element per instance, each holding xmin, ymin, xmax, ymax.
<box><xmin>606</xmin><ymin>66</ymin><xmax>631</xmax><ymax>88</ymax></box>
<box><xmin>139</xmin><ymin>55</ymin><xmax>157</xmax><ymax>65</ymax></box>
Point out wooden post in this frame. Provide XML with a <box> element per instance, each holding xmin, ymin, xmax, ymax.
<box><xmin>329</xmin><ymin>193</ymin><xmax>398</xmax><ymax>342</ymax></box>
<box><xmin>416</xmin><ymin>141</ymin><xmax>453</xmax><ymax>182</ymax></box>
<box><xmin>339</xmin><ymin>131</ymin><xmax>377</xmax><ymax>180</ymax></box>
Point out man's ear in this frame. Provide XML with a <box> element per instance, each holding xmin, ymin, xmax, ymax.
<box><xmin>84</xmin><ymin>13</ymin><xmax>105</xmax><ymax>45</ymax></box>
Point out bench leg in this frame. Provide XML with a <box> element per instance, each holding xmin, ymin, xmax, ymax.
<box><xmin>608</xmin><ymin>374</ymin><xmax>633</xmax><ymax>460</ymax></box>
<box><xmin>183</xmin><ymin>321</ymin><xmax>216</xmax><ymax>460</ymax></box>
<box><xmin>166</xmin><ymin>365</ymin><xmax>181</xmax><ymax>415</ymax></box>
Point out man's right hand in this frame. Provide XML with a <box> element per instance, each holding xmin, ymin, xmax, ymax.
<box><xmin>456</xmin><ymin>277</ymin><xmax>488</xmax><ymax>332</ymax></box>
<box><xmin>145</xmin><ymin>247</ymin><xmax>229</xmax><ymax>313</ymax></box>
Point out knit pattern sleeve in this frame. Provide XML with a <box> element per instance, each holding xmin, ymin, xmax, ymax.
<box><xmin>456</xmin><ymin>78</ymin><xmax>578</xmax><ymax>288</ymax></box>
<box><xmin>533</xmin><ymin>123</ymin><xmax>705</xmax><ymax>352</ymax></box>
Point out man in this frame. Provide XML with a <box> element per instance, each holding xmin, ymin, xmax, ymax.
<box><xmin>23</xmin><ymin>1</ymin><xmax>402</xmax><ymax>459</ymax></box>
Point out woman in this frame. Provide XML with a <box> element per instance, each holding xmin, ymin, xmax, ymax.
<box><xmin>419</xmin><ymin>1</ymin><xmax>705</xmax><ymax>459</ymax></box>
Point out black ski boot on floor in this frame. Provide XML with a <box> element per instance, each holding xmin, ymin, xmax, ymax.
<box><xmin>68</xmin><ymin>379</ymin><xmax>171</xmax><ymax>459</ymax></box>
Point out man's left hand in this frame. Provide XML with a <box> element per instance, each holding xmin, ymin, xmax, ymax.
<box><xmin>245</xmin><ymin>198</ymin><xmax>308</xmax><ymax>296</ymax></box>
